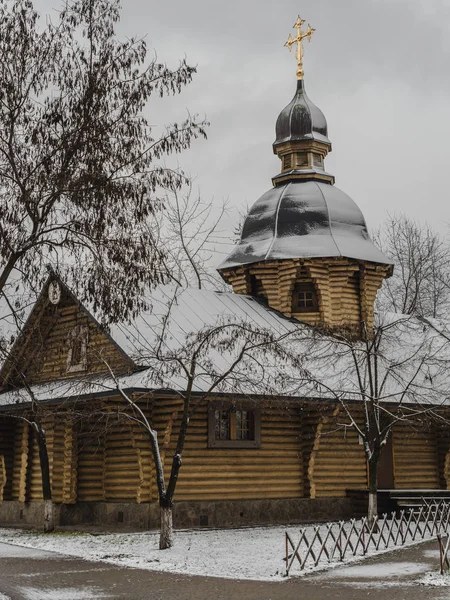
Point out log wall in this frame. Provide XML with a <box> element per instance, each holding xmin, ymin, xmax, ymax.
<box><xmin>393</xmin><ymin>426</ymin><xmax>440</xmax><ymax>489</ymax></box>
<box><xmin>77</xmin><ymin>417</ymin><xmax>106</xmax><ymax>502</ymax></box>
<box><xmin>11</xmin><ymin>421</ymin><xmax>28</xmax><ymax>502</ymax></box>
<box><xmin>151</xmin><ymin>397</ymin><xmax>303</xmax><ymax>502</ymax></box>
<box><xmin>220</xmin><ymin>259</ymin><xmax>390</xmax><ymax>332</ymax></box>
<box><xmin>307</xmin><ymin>406</ymin><xmax>367</xmax><ymax>498</ymax></box>
<box><xmin>3</xmin><ymin>397</ymin><xmax>448</xmax><ymax>507</ymax></box>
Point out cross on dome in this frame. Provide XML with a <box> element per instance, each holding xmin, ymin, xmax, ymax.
<box><xmin>284</xmin><ymin>15</ymin><xmax>316</xmax><ymax>80</ymax></box>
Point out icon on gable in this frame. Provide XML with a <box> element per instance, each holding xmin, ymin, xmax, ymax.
<box><xmin>48</xmin><ymin>281</ymin><xmax>61</xmax><ymax>305</ymax></box>
<box><xmin>66</xmin><ymin>325</ymin><xmax>89</xmax><ymax>373</ymax></box>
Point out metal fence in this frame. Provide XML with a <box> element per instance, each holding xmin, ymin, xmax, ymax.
<box><xmin>285</xmin><ymin>499</ymin><xmax>450</xmax><ymax>576</ymax></box>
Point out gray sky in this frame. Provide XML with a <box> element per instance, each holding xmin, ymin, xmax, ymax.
<box><xmin>39</xmin><ymin>0</ymin><xmax>450</xmax><ymax>263</ymax></box>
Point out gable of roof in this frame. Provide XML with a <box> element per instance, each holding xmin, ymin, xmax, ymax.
<box><xmin>0</xmin><ymin>276</ymin><xmax>135</xmax><ymax>388</ymax></box>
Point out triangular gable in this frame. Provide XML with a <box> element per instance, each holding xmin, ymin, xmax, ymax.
<box><xmin>1</xmin><ymin>277</ymin><xmax>135</xmax><ymax>388</ymax></box>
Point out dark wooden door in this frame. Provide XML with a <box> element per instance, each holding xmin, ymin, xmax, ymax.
<box><xmin>378</xmin><ymin>435</ymin><xmax>394</xmax><ymax>489</ymax></box>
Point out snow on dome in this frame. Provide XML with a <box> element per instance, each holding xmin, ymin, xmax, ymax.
<box><xmin>218</xmin><ymin>180</ymin><xmax>393</xmax><ymax>270</ymax></box>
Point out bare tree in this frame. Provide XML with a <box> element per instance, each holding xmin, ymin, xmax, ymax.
<box><xmin>156</xmin><ymin>184</ymin><xmax>229</xmax><ymax>290</ymax></box>
<box><xmin>0</xmin><ymin>0</ymin><xmax>206</xmax><ymax>531</ymax></box>
<box><xmin>374</xmin><ymin>215</ymin><xmax>450</xmax><ymax>318</ymax></box>
<box><xmin>290</xmin><ymin>315</ymin><xmax>450</xmax><ymax>525</ymax></box>
<box><xmin>103</xmin><ymin>287</ymin><xmax>303</xmax><ymax>549</ymax></box>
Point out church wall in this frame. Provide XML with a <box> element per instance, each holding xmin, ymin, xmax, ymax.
<box><xmin>1</xmin><ymin>394</ymin><xmax>448</xmax><ymax>532</ymax></box>
<box><xmin>151</xmin><ymin>396</ymin><xmax>304</xmax><ymax>502</ymax></box>
<box><xmin>75</xmin><ymin>399</ymin><xmax>153</xmax><ymax>504</ymax></box>
<box><xmin>436</xmin><ymin>427</ymin><xmax>450</xmax><ymax>489</ymax></box>
<box><xmin>222</xmin><ymin>258</ymin><xmax>389</xmax><ymax>332</ymax></box>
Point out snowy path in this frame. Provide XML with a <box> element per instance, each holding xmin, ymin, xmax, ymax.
<box><xmin>0</xmin><ymin>536</ymin><xmax>449</xmax><ymax>599</ymax></box>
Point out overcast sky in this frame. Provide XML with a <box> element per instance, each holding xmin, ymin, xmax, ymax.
<box><xmin>38</xmin><ymin>0</ymin><xmax>450</xmax><ymax>264</ymax></box>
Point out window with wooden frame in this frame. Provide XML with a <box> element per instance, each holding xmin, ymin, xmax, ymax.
<box><xmin>312</xmin><ymin>153</ymin><xmax>324</xmax><ymax>168</ymax></box>
<box><xmin>296</xmin><ymin>152</ymin><xmax>308</xmax><ymax>168</ymax></box>
<box><xmin>292</xmin><ymin>283</ymin><xmax>319</xmax><ymax>313</ymax></box>
<box><xmin>208</xmin><ymin>401</ymin><xmax>261</xmax><ymax>448</ymax></box>
<box><xmin>66</xmin><ymin>325</ymin><xmax>89</xmax><ymax>373</ymax></box>
<box><xmin>282</xmin><ymin>154</ymin><xmax>292</xmax><ymax>171</ymax></box>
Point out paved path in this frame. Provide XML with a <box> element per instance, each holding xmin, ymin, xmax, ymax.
<box><xmin>0</xmin><ymin>539</ymin><xmax>448</xmax><ymax>599</ymax></box>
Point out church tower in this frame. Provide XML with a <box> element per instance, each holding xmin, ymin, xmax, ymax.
<box><xmin>218</xmin><ymin>17</ymin><xmax>393</xmax><ymax>334</ymax></box>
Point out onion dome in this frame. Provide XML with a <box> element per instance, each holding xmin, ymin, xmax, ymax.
<box><xmin>218</xmin><ymin>181</ymin><xmax>393</xmax><ymax>270</ymax></box>
<box><xmin>274</xmin><ymin>79</ymin><xmax>330</xmax><ymax>148</ymax></box>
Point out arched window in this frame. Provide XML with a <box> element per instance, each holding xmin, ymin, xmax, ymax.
<box><xmin>66</xmin><ymin>325</ymin><xmax>89</xmax><ymax>373</ymax></box>
<box><xmin>292</xmin><ymin>283</ymin><xmax>318</xmax><ymax>312</ymax></box>
<box><xmin>250</xmin><ymin>275</ymin><xmax>268</xmax><ymax>304</ymax></box>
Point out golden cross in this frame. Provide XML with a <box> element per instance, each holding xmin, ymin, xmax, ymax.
<box><xmin>284</xmin><ymin>16</ymin><xmax>316</xmax><ymax>80</ymax></box>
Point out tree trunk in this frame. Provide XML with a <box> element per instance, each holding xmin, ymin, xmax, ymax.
<box><xmin>159</xmin><ymin>504</ymin><xmax>174</xmax><ymax>550</ymax></box>
<box><xmin>367</xmin><ymin>458</ymin><xmax>378</xmax><ymax>528</ymax></box>
<box><xmin>36</xmin><ymin>426</ymin><xmax>54</xmax><ymax>533</ymax></box>
<box><xmin>43</xmin><ymin>498</ymin><xmax>54</xmax><ymax>533</ymax></box>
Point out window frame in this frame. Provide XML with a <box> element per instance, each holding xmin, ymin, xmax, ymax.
<box><xmin>208</xmin><ymin>401</ymin><xmax>261</xmax><ymax>449</ymax></box>
<box><xmin>292</xmin><ymin>283</ymin><xmax>319</xmax><ymax>313</ymax></box>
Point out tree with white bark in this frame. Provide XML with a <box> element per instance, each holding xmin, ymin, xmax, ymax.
<box><xmin>0</xmin><ymin>0</ymin><xmax>206</xmax><ymax>532</ymax></box>
<box><xmin>104</xmin><ymin>286</ymin><xmax>303</xmax><ymax>549</ymax></box>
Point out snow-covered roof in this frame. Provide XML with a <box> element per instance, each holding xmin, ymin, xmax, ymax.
<box><xmin>1</xmin><ymin>284</ymin><xmax>450</xmax><ymax>410</ymax></box>
<box><xmin>107</xmin><ymin>286</ymin><xmax>296</xmax><ymax>365</ymax></box>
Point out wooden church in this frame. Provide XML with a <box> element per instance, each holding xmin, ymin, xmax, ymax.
<box><xmin>0</xmin><ymin>19</ymin><xmax>448</xmax><ymax>530</ymax></box>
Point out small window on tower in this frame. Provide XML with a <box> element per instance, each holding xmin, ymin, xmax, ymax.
<box><xmin>296</xmin><ymin>153</ymin><xmax>308</xmax><ymax>167</ymax></box>
<box><xmin>312</xmin><ymin>153</ymin><xmax>324</xmax><ymax>168</ymax></box>
<box><xmin>292</xmin><ymin>284</ymin><xmax>319</xmax><ymax>313</ymax></box>
<box><xmin>250</xmin><ymin>275</ymin><xmax>268</xmax><ymax>304</ymax></box>
<box><xmin>282</xmin><ymin>154</ymin><xmax>292</xmax><ymax>171</ymax></box>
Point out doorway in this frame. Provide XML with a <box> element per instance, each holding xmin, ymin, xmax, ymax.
<box><xmin>377</xmin><ymin>435</ymin><xmax>394</xmax><ymax>489</ymax></box>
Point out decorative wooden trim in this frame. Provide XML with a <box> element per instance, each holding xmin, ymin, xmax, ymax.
<box><xmin>0</xmin><ymin>454</ymin><xmax>5</xmax><ymax>501</ymax></box>
<box><xmin>308</xmin><ymin>405</ymin><xmax>340</xmax><ymax>499</ymax></box>
<box><xmin>66</xmin><ymin>325</ymin><xmax>89</xmax><ymax>373</ymax></box>
<box><xmin>17</xmin><ymin>421</ymin><xmax>29</xmax><ymax>503</ymax></box>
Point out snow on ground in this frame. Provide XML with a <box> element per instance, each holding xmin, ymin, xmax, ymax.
<box><xmin>0</xmin><ymin>525</ymin><xmax>444</xmax><ymax>582</ymax></box>
<box><xmin>0</xmin><ymin>542</ymin><xmax>54</xmax><ymax>559</ymax></box>
<box><xmin>419</xmin><ymin>572</ymin><xmax>450</xmax><ymax>587</ymax></box>
<box><xmin>0</xmin><ymin>527</ymin><xmax>288</xmax><ymax>581</ymax></box>
<box><xmin>321</xmin><ymin>561</ymin><xmax>430</xmax><ymax>579</ymax></box>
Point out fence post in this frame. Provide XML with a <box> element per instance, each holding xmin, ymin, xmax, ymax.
<box><xmin>438</xmin><ymin>533</ymin><xmax>444</xmax><ymax>575</ymax></box>
<box><xmin>285</xmin><ymin>532</ymin><xmax>289</xmax><ymax>575</ymax></box>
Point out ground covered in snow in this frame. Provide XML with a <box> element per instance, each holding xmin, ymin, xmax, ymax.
<box><xmin>0</xmin><ymin>525</ymin><xmax>448</xmax><ymax>583</ymax></box>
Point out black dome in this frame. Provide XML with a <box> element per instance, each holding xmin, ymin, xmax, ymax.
<box><xmin>218</xmin><ymin>181</ymin><xmax>392</xmax><ymax>270</ymax></box>
<box><xmin>274</xmin><ymin>79</ymin><xmax>330</xmax><ymax>147</ymax></box>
